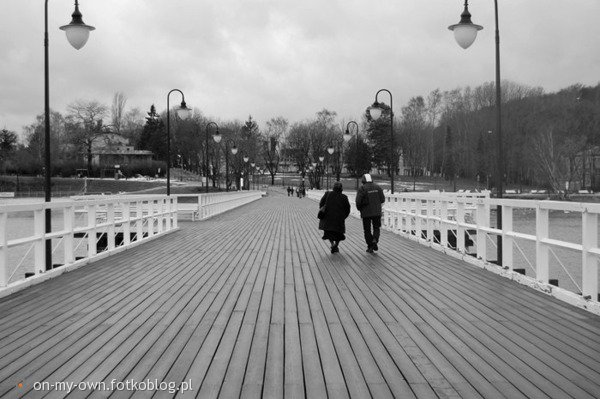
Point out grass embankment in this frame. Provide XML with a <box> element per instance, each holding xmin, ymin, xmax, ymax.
<box><xmin>0</xmin><ymin>173</ymin><xmax>205</xmax><ymax>197</ymax></box>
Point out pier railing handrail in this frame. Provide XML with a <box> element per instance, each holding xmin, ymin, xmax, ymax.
<box><xmin>0</xmin><ymin>191</ymin><xmax>265</xmax><ymax>295</ymax></box>
<box><xmin>0</xmin><ymin>195</ymin><xmax>178</xmax><ymax>294</ymax></box>
<box><xmin>175</xmin><ymin>190</ymin><xmax>263</xmax><ymax>220</ymax></box>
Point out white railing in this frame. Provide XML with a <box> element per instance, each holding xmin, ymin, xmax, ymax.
<box><xmin>383</xmin><ymin>192</ymin><xmax>599</xmax><ymax>313</ymax></box>
<box><xmin>0</xmin><ymin>195</ymin><xmax>177</xmax><ymax>295</ymax></box>
<box><xmin>308</xmin><ymin>189</ymin><xmax>599</xmax><ymax>314</ymax></box>
<box><xmin>176</xmin><ymin>191</ymin><xmax>264</xmax><ymax>220</ymax></box>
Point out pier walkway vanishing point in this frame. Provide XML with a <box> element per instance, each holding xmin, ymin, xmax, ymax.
<box><xmin>1</xmin><ymin>188</ymin><xmax>599</xmax><ymax>398</ymax></box>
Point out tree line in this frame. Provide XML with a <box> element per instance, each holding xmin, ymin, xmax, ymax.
<box><xmin>1</xmin><ymin>81</ymin><xmax>599</xmax><ymax>193</ymax></box>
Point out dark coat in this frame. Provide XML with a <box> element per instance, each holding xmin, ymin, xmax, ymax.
<box><xmin>355</xmin><ymin>181</ymin><xmax>385</xmax><ymax>218</ymax></box>
<box><xmin>318</xmin><ymin>191</ymin><xmax>351</xmax><ymax>233</ymax></box>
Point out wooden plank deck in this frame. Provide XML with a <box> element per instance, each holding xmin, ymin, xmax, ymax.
<box><xmin>1</xmin><ymin>187</ymin><xmax>600</xmax><ymax>398</ymax></box>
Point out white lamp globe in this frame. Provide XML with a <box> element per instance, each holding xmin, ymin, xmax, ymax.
<box><xmin>448</xmin><ymin>2</ymin><xmax>483</xmax><ymax>50</ymax></box>
<box><xmin>59</xmin><ymin>1</ymin><xmax>95</xmax><ymax>50</ymax></box>
<box><xmin>176</xmin><ymin>102</ymin><xmax>192</xmax><ymax>120</ymax></box>
<box><xmin>370</xmin><ymin>105</ymin><xmax>382</xmax><ymax>120</ymax></box>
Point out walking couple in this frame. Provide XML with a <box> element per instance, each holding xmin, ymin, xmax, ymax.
<box><xmin>318</xmin><ymin>174</ymin><xmax>385</xmax><ymax>254</ymax></box>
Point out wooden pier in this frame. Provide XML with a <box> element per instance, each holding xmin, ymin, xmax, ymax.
<box><xmin>1</xmin><ymin>188</ymin><xmax>599</xmax><ymax>398</ymax></box>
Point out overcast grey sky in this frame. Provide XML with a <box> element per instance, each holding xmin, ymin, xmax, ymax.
<box><xmin>1</xmin><ymin>0</ymin><xmax>599</xmax><ymax>139</ymax></box>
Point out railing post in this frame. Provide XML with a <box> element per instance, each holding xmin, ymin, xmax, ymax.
<box><xmin>415</xmin><ymin>199</ymin><xmax>422</xmax><ymax>239</ymax></box>
<box><xmin>136</xmin><ymin>201</ymin><xmax>143</xmax><ymax>242</ymax></box>
<box><xmin>123</xmin><ymin>201</ymin><xmax>131</xmax><ymax>246</ymax></box>
<box><xmin>88</xmin><ymin>204</ymin><xmax>97</xmax><ymax>258</ymax></box>
<box><xmin>157</xmin><ymin>199</ymin><xmax>164</xmax><ymax>234</ymax></box>
<box><xmin>457</xmin><ymin>201</ymin><xmax>465</xmax><ymax>253</ymax></box>
<box><xmin>147</xmin><ymin>201</ymin><xmax>155</xmax><ymax>238</ymax></box>
<box><xmin>0</xmin><ymin>212</ymin><xmax>8</xmax><ymax>287</ymax></box>
<box><xmin>34</xmin><ymin>207</ymin><xmax>45</xmax><ymax>274</ymax></box>
<box><xmin>107</xmin><ymin>203</ymin><xmax>116</xmax><ymax>251</ymax></box>
<box><xmin>536</xmin><ymin>205</ymin><xmax>549</xmax><ymax>282</ymax></box>
<box><xmin>426</xmin><ymin>199</ymin><xmax>434</xmax><ymax>243</ymax></box>
<box><xmin>502</xmin><ymin>205</ymin><xmax>513</xmax><ymax>270</ymax></box>
<box><xmin>440</xmin><ymin>200</ymin><xmax>448</xmax><ymax>248</ymax></box>
<box><xmin>64</xmin><ymin>205</ymin><xmax>75</xmax><ymax>264</ymax></box>
<box><xmin>476</xmin><ymin>201</ymin><xmax>488</xmax><ymax>261</ymax></box>
<box><xmin>581</xmin><ymin>209</ymin><xmax>598</xmax><ymax>299</ymax></box>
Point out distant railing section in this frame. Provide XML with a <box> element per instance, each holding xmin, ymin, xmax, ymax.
<box><xmin>0</xmin><ymin>195</ymin><xmax>177</xmax><ymax>292</ymax></box>
<box><xmin>307</xmin><ymin>188</ymin><xmax>599</xmax><ymax>313</ymax></box>
<box><xmin>176</xmin><ymin>191</ymin><xmax>264</xmax><ymax>221</ymax></box>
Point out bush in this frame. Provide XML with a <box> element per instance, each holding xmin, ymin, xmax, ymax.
<box><xmin>121</xmin><ymin>160</ymin><xmax>166</xmax><ymax>178</ymax></box>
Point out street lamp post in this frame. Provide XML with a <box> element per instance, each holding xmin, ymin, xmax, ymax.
<box><xmin>44</xmin><ymin>0</ymin><xmax>95</xmax><ymax>271</ymax></box>
<box><xmin>243</xmin><ymin>155</ymin><xmax>250</xmax><ymax>189</ymax></box>
<box><xmin>370</xmin><ymin>90</ymin><xmax>394</xmax><ymax>194</ymax></box>
<box><xmin>327</xmin><ymin>145</ymin><xmax>335</xmax><ymax>190</ymax></box>
<box><xmin>449</xmin><ymin>0</ymin><xmax>504</xmax><ymax>264</ymax></box>
<box><xmin>343</xmin><ymin>121</ymin><xmax>360</xmax><ymax>191</ymax></box>
<box><xmin>224</xmin><ymin>139</ymin><xmax>238</xmax><ymax>191</ymax></box>
<box><xmin>205</xmin><ymin>122</ymin><xmax>221</xmax><ymax>193</ymax></box>
<box><xmin>250</xmin><ymin>162</ymin><xmax>256</xmax><ymax>190</ymax></box>
<box><xmin>318</xmin><ymin>155</ymin><xmax>325</xmax><ymax>189</ymax></box>
<box><xmin>166</xmin><ymin>89</ymin><xmax>192</xmax><ymax>196</ymax></box>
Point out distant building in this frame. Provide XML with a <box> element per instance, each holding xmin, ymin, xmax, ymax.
<box><xmin>89</xmin><ymin>133</ymin><xmax>153</xmax><ymax>167</ymax></box>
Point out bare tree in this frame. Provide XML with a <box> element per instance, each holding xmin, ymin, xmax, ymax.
<box><xmin>65</xmin><ymin>100</ymin><xmax>109</xmax><ymax>174</ymax></box>
<box><xmin>111</xmin><ymin>92</ymin><xmax>128</xmax><ymax>135</ymax></box>
<box><xmin>262</xmin><ymin>116</ymin><xmax>288</xmax><ymax>185</ymax></box>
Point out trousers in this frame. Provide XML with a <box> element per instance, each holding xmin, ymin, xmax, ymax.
<box><xmin>362</xmin><ymin>216</ymin><xmax>381</xmax><ymax>246</ymax></box>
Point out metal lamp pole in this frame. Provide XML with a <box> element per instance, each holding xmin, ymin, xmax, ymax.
<box><xmin>318</xmin><ymin>155</ymin><xmax>325</xmax><ymax>189</ymax></box>
<box><xmin>370</xmin><ymin>90</ymin><xmax>394</xmax><ymax>194</ymax></box>
<box><xmin>166</xmin><ymin>89</ymin><xmax>192</xmax><ymax>196</ymax></box>
<box><xmin>44</xmin><ymin>0</ymin><xmax>94</xmax><ymax>271</ymax></box>
<box><xmin>224</xmin><ymin>139</ymin><xmax>238</xmax><ymax>191</ymax></box>
<box><xmin>343</xmin><ymin>121</ymin><xmax>360</xmax><ymax>191</ymax></box>
<box><xmin>327</xmin><ymin>145</ymin><xmax>335</xmax><ymax>190</ymax></box>
<box><xmin>205</xmin><ymin>122</ymin><xmax>220</xmax><ymax>193</ymax></box>
<box><xmin>449</xmin><ymin>0</ymin><xmax>503</xmax><ymax>264</ymax></box>
<box><xmin>243</xmin><ymin>155</ymin><xmax>249</xmax><ymax>189</ymax></box>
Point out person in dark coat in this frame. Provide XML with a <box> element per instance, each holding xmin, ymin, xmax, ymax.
<box><xmin>319</xmin><ymin>181</ymin><xmax>351</xmax><ymax>253</ymax></box>
<box><xmin>355</xmin><ymin>173</ymin><xmax>385</xmax><ymax>253</ymax></box>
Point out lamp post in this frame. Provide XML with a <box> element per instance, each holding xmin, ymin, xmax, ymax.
<box><xmin>250</xmin><ymin>162</ymin><xmax>256</xmax><ymax>190</ymax></box>
<box><xmin>205</xmin><ymin>122</ymin><xmax>221</xmax><ymax>193</ymax></box>
<box><xmin>327</xmin><ymin>145</ymin><xmax>335</xmax><ymax>190</ymax></box>
<box><xmin>44</xmin><ymin>0</ymin><xmax>94</xmax><ymax>271</ymax></box>
<box><xmin>243</xmin><ymin>155</ymin><xmax>250</xmax><ymax>189</ymax></box>
<box><xmin>224</xmin><ymin>139</ymin><xmax>238</xmax><ymax>191</ymax></box>
<box><xmin>318</xmin><ymin>155</ymin><xmax>325</xmax><ymax>189</ymax></box>
<box><xmin>343</xmin><ymin>121</ymin><xmax>360</xmax><ymax>191</ymax></box>
<box><xmin>166</xmin><ymin>89</ymin><xmax>192</xmax><ymax>196</ymax></box>
<box><xmin>449</xmin><ymin>0</ymin><xmax>503</xmax><ymax>264</ymax></box>
<box><xmin>370</xmin><ymin>89</ymin><xmax>394</xmax><ymax>194</ymax></box>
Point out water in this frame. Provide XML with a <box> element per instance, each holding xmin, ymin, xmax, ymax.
<box><xmin>484</xmin><ymin>208</ymin><xmax>600</xmax><ymax>295</ymax></box>
<box><xmin>3</xmin><ymin>210</ymin><xmax>90</xmax><ymax>283</ymax></box>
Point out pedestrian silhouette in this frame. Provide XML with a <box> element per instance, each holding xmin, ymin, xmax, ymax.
<box><xmin>355</xmin><ymin>173</ymin><xmax>385</xmax><ymax>253</ymax></box>
<box><xmin>318</xmin><ymin>182</ymin><xmax>351</xmax><ymax>253</ymax></box>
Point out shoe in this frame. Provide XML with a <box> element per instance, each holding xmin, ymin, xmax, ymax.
<box><xmin>366</xmin><ymin>246</ymin><xmax>374</xmax><ymax>253</ymax></box>
<box><xmin>372</xmin><ymin>240</ymin><xmax>378</xmax><ymax>251</ymax></box>
<box><xmin>331</xmin><ymin>242</ymin><xmax>339</xmax><ymax>253</ymax></box>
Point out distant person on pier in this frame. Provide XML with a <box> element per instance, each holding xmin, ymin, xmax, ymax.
<box><xmin>318</xmin><ymin>182</ymin><xmax>351</xmax><ymax>253</ymax></box>
<box><xmin>356</xmin><ymin>173</ymin><xmax>385</xmax><ymax>253</ymax></box>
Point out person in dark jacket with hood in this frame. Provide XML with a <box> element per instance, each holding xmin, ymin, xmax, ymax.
<box><xmin>318</xmin><ymin>181</ymin><xmax>351</xmax><ymax>253</ymax></box>
<box><xmin>355</xmin><ymin>173</ymin><xmax>385</xmax><ymax>253</ymax></box>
